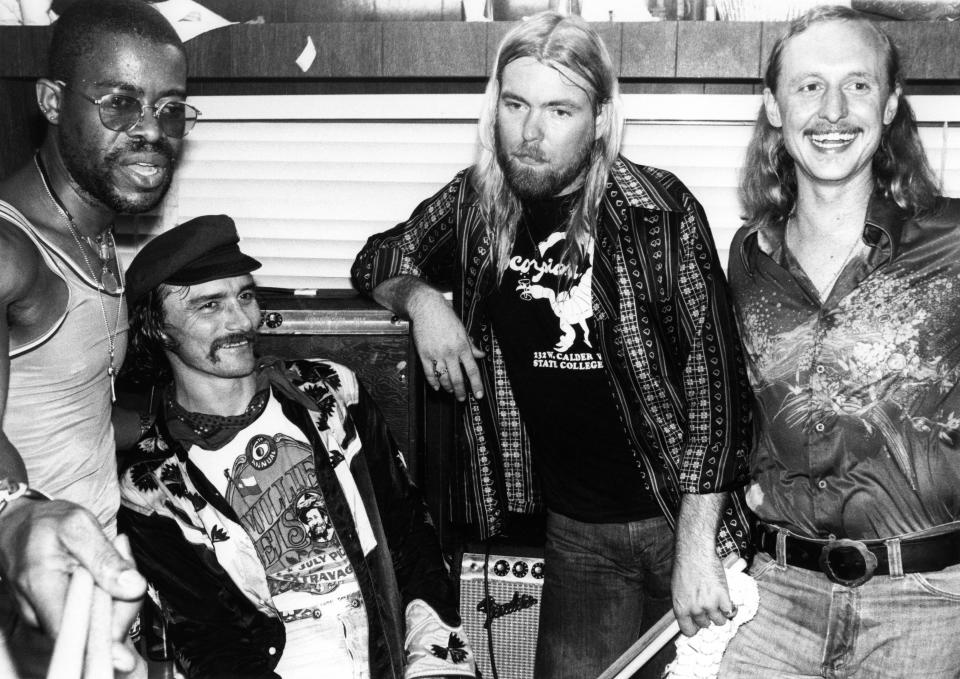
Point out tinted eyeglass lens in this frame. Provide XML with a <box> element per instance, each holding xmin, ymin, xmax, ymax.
<box><xmin>96</xmin><ymin>95</ymin><xmax>197</xmax><ymax>138</ymax></box>
<box><xmin>98</xmin><ymin>93</ymin><xmax>143</xmax><ymax>131</ymax></box>
<box><xmin>157</xmin><ymin>101</ymin><xmax>195</xmax><ymax>138</ymax></box>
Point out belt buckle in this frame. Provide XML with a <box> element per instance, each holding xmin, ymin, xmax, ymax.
<box><xmin>818</xmin><ymin>538</ymin><xmax>878</xmax><ymax>587</ymax></box>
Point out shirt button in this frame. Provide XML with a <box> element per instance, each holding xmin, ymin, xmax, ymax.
<box><xmin>268</xmin><ymin>647</ymin><xmax>277</xmax><ymax>656</ymax></box>
<box><xmin>814</xmin><ymin>422</ymin><xmax>825</xmax><ymax>433</ymax></box>
<box><xmin>818</xmin><ymin>480</ymin><xmax>827</xmax><ymax>489</ymax></box>
<box><xmin>815</xmin><ymin>365</ymin><xmax>826</xmax><ymax>374</ymax></box>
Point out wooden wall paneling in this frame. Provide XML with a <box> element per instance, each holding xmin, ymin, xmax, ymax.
<box><xmin>884</xmin><ymin>21</ymin><xmax>960</xmax><ymax>81</ymax></box>
<box><xmin>184</xmin><ymin>25</ymin><xmax>235</xmax><ymax>78</ymax></box>
<box><xmin>620</xmin><ymin>21</ymin><xmax>678</xmax><ymax>78</ymax></box>
<box><xmin>308</xmin><ymin>23</ymin><xmax>384</xmax><ymax>78</ymax></box>
<box><xmin>383</xmin><ymin>22</ymin><xmax>487</xmax><ymax>77</ymax></box>
<box><xmin>0</xmin><ymin>79</ymin><xmax>43</xmax><ymax>180</ymax></box>
<box><xmin>590</xmin><ymin>21</ymin><xmax>623</xmax><ymax>72</ymax></box>
<box><xmin>486</xmin><ymin>21</ymin><xmax>515</xmax><ymax>66</ymax></box>
<box><xmin>226</xmin><ymin>24</ymin><xmax>322</xmax><ymax>78</ymax></box>
<box><xmin>0</xmin><ymin>26</ymin><xmax>50</xmax><ymax>78</ymax></box>
<box><xmin>758</xmin><ymin>21</ymin><xmax>787</xmax><ymax>78</ymax></box>
<box><xmin>676</xmin><ymin>20</ymin><xmax>762</xmax><ymax>79</ymax></box>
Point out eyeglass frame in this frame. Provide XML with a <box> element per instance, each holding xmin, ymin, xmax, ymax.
<box><xmin>54</xmin><ymin>80</ymin><xmax>201</xmax><ymax>139</ymax></box>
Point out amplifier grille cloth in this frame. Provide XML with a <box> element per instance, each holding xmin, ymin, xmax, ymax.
<box><xmin>459</xmin><ymin>551</ymin><xmax>544</xmax><ymax>679</ymax></box>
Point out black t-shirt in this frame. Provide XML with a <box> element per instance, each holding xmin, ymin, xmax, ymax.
<box><xmin>486</xmin><ymin>194</ymin><xmax>660</xmax><ymax>523</ymax></box>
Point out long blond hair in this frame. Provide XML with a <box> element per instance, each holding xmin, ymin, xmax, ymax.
<box><xmin>739</xmin><ymin>5</ymin><xmax>940</xmax><ymax>232</ymax></box>
<box><xmin>474</xmin><ymin>11</ymin><xmax>623</xmax><ymax>284</ymax></box>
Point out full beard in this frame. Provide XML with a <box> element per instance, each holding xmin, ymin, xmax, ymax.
<box><xmin>496</xmin><ymin>132</ymin><xmax>593</xmax><ymax>201</ymax></box>
<box><xmin>60</xmin><ymin>134</ymin><xmax>177</xmax><ymax>214</ymax></box>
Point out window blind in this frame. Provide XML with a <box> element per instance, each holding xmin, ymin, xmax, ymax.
<box><xmin>116</xmin><ymin>94</ymin><xmax>959</xmax><ymax>290</ymax></box>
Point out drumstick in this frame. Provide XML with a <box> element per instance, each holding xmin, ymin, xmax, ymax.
<box><xmin>83</xmin><ymin>584</ymin><xmax>114</xmax><ymax>678</ymax></box>
<box><xmin>596</xmin><ymin>613</ymin><xmax>679</xmax><ymax>679</ymax></box>
<box><xmin>46</xmin><ymin>566</ymin><xmax>95</xmax><ymax>679</ymax></box>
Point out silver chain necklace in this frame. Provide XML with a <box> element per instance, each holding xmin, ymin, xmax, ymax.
<box><xmin>34</xmin><ymin>153</ymin><xmax>124</xmax><ymax>401</ymax></box>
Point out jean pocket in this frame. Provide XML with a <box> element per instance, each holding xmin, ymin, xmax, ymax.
<box><xmin>748</xmin><ymin>551</ymin><xmax>780</xmax><ymax>581</ymax></box>
<box><xmin>909</xmin><ymin>564</ymin><xmax>960</xmax><ymax>601</ymax></box>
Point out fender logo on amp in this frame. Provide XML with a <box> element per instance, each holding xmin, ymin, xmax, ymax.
<box><xmin>477</xmin><ymin>591</ymin><xmax>538</xmax><ymax>627</ymax></box>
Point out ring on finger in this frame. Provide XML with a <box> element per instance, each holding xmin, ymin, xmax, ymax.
<box><xmin>434</xmin><ymin>366</ymin><xmax>448</xmax><ymax>377</ymax></box>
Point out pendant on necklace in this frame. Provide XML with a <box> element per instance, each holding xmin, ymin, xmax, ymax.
<box><xmin>108</xmin><ymin>350</ymin><xmax>116</xmax><ymax>402</ymax></box>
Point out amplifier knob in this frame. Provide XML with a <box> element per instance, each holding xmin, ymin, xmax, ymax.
<box><xmin>512</xmin><ymin>560</ymin><xmax>528</xmax><ymax>578</ymax></box>
<box><xmin>531</xmin><ymin>562</ymin><xmax>544</xmax><ymax>579</ymax></box>
<box><xmin>493</xmin><ymin>560</ymin><xmax>510</xmax><ymax>577</ymax></box>
<box><xmin>262</xmin><ymin>311</ymin><xmax>284</xmax><ymax>329</ymax></box>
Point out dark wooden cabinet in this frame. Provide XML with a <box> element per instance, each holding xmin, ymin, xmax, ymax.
<box><xmin>255</xmin><ymin>289</ymin><xmax>458</xmax><ymax>546</ymax></box>
<box><xmin>256</xmin><ymin>289</ymin><xmax>420</xmax><ymax>468</ymax></box>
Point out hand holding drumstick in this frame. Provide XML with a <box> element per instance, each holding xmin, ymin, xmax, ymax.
<box><xmin>46</xmin><ymin>534</ymin><xmax>146</xmax><ymax>679</ymax></box>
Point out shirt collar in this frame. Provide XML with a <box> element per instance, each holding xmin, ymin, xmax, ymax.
<box><xmin>862</xmin><ymin>194</ymin><xmax>908</xmax><ymax>260</ymax></box>
<box><xmin>608</xmin><ymin>157</ymin><xmax>684</xmax><ymax>213</ymax></box>
<box><xmin>738</xmin><ymin>194</ymin><xmax>909</xmax><ymax>274</ymax></box>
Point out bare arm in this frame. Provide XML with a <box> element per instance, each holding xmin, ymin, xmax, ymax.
<box><xmin>373</xmin><ymin>275</ymin><xmax>486</xmax><ymax>401</ymax></box>
<box><xmin>0</xmin><ymin>232</ymin><xmax>146</xmax><ymax>673</ymax></box>
<box><xmin>672</xmin><ymin>492</ymin><xmax>736</xmax><ymax>636</ymax></box>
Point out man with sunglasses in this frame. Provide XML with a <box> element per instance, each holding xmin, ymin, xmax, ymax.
<box><xmin>0</xmin><ymin>0</ymin><xmax>198</xmax><ymax>675</ymax></box>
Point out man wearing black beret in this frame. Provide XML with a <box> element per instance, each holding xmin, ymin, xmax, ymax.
<box><xmin>117</xmin><ymin>215</ymin><xmax>475</xmax><ymax>679</ymax></box>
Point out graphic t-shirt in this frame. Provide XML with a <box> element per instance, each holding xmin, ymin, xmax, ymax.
<box><xmin>188</xmin><ymin>393</ymin><xmax>369</xmax><ymax>679</ymax></box>
<box><xmin>487</xmin><ymin>194</ymin><xmax>659</xmax><ymax>522</ymax></box>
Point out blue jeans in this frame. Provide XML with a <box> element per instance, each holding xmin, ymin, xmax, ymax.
<box><xmin>720</xmin><ymin>551</ymin><xmax>960</xmax><ymax>678</ymax></box>
<box><xmin>534</xmin><ymin>511</ymin><xmax>674</xmax><ymax>679</ymax></box>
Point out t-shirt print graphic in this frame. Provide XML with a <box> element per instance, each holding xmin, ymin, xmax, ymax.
<box><xmin>222</xmin><ymin>432</ymin><xmax>356</xmax><ymax>599</ymax></box>
<box><xmin>513</xmin><ymin>230</ymin><xmax>595</xmax><ymax>353</ymax></box>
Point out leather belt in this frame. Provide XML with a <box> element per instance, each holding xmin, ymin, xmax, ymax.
<box><xmin>755</xmin><ymin>526</ymin><xmax>960</xmax><ymax>587</ymax></box>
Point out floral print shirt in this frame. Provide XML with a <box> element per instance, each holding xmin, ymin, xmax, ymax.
<box><xmin>729</xmin><ymin>196</ymin><xmax>960</xmax><ymax>540</ymax></box>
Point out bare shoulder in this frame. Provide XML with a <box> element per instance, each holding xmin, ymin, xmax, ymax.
<box><xmin>0</xmin><ymin>213</ymin><xmax>43</xmax><ymax>306</ymax></box>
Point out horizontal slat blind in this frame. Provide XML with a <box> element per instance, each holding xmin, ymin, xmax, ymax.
<box><xmin>116</xmin><ymin>94</ymin><xmax>959</xmax><ymax>290</ymax></box>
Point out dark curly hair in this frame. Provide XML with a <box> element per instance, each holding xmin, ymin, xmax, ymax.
<box><xmin>739</xmin><ymin>5</ymin><xmax>940</xmax><ymax>232</ymax></box>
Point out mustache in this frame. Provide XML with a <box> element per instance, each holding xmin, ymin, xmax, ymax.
<box><xmin>512</xmin><ymin>143</ymin><xmax>547</xmax><ymax>163</ymax></box>
<box><xmin>104</xmin><ymin>138</ymin><xmax>177</xmax><ymax>164</ymax></box>
<box><xmin>207</xmin><ymin>332</ymin><xmax>257</xmax><ymax>362</ymax></box>
<box><xmin>211</xmin><ymin>332</ymin><xmax>257</xmax><ymax>352</ymax></box>
<box><xmin>805</xmin><ymin>125</ymin><xmax>860</xmax><ymax>136</ymax></box>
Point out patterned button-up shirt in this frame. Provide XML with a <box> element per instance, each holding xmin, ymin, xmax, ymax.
<box><xmin>730</xmin><ymin>196</ymin><xmax>960</xmax><ymax>540</ymax></box>
<box><xmin>352</xmin><ymin>157</ymin><xmax>752</xmax><ymax>554</ymax></box>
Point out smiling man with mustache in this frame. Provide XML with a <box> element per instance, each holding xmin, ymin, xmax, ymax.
<box><xmin>117</xmin><ymin>215</ymin><xmax>475</xmax><ymax>679</ymax></box>
<box><xmin>0</xmin><ymin>0</ymin><xmax>196</xmax><ymax>676</ymax></box>
<box><xmin>722</xmin><ymin>7</ymin><xmax>960</xmax><ymax>677</ymax></box>
<box><xmin>352</xmin><ymin>11</ymin><xmax>753</xmax><ymax>678</ymax></box>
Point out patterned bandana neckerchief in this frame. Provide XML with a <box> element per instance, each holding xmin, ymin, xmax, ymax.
<box><xmin>164</xmin><ymin>371</ymin><xmax>272</xmax><ymax>451</ymax></box>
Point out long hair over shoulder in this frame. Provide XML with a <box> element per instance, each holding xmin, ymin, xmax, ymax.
<box><xmin>474</xmin><ymin>11</ymin><xmax>623</xmax><ymax>283</ymax></box>
<box><xmin>739</xmin><ymin>5</ymin><xmax>940</xmax><ymax>231</ymax></box>
<box><xmin>123</xmin><ymin>286</ymin><xmax>178</xmax><ymax>386</ymax></box>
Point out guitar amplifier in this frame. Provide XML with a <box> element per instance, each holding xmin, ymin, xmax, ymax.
<box><xmin>255</xmin><ymin>289</ymin><xmax>460</xmax><ymax>552</ymax></box>
<box><xmin>256</xmin><ymin>288</ymin><xmax>421</xmax><ymax>474</ymax></box>
<box><xmin>459</xmin><ymin>548</ymin><xmax>545</xmax><ymax>679</ymax></box>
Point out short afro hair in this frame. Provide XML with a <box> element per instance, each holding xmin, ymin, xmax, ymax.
<box><xmin>48</xmin><ymin>0</ymin><xmax>185</xmax><ymax>83</ymax></box>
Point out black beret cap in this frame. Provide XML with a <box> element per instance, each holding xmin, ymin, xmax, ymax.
<box><xmin>125</xmin><ymin>215</ymin><xmax>261</xmax><ymax>306</ymax></box>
